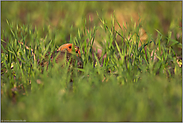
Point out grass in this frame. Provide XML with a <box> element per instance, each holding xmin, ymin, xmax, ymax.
<box><xmin>1</xmin><ymin>1</ymin><xmax>182</xmax><ymax>122</ymax></box>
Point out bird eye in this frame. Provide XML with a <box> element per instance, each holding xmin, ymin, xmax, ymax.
<box><xmin>76</xmin><ymin>51</ymin><xmax>78</xmax><ymax>53</ymax></box>
<box><xmin>69</xmin><ymin>46</ymin><xmax>72</xmax><ymax>49</ymax></box>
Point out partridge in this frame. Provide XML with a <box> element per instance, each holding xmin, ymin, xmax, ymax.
<box><xmin>17</xmin><ymin>41</ymin><xmax>83</xmax><ymax>69</ymax></box>
<box><xmin>40</xmin><ymin>43</ymin><xmax>83</xmax><ymax>69</ymax></box>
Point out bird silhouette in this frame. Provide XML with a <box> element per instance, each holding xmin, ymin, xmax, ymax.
<box><xmin>17</xmin><ymin>41</ymin><xmax>83</xmax><ymax>69</ymax></box>
<box><xmin>40</xmin><ymin>43</ymin><xmax>83</xmax><ymax>69</ymax></box>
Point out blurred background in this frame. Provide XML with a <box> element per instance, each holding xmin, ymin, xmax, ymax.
<box><xmin>1</xmin><ymin>1</ymin><xmax>182</xmax><ymax>39</ymax></box>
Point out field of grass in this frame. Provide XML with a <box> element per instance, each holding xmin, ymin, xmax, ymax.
<box><xmin>1</xmin><ymin>1</ymin><xmax>182</xmax><ymax>122</ymax></box>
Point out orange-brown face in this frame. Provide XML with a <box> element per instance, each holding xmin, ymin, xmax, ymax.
<box><xmin>57</xmin><ymin>43</ymin><xmax>81</xmax><ymax>56</ymax></box>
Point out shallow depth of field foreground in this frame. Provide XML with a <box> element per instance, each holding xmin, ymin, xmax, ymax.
<box><xmin>1</xmin><ymin>1</ymin><xmax>182</xmax><ymax>122</ymax></box>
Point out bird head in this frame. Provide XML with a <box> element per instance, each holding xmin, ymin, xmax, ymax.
<box><xmin>57</xmin><ymin>43</ymin><xmax>81</xmax><ymax>57</ymax></box>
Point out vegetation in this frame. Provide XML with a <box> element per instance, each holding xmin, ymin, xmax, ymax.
<box><xmin>1</xmin><ymin>1</ymin><xmax>182</xmax><ymax>122</ymax></box>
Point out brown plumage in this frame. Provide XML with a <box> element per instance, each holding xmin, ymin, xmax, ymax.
<box><xmin>40</xmin><ymin>43</ymin><xmax>83</xmax><ymax>69</ymax></box>
<box><xmin>18</xmin><ymin>41</ymin><xmax>83</xmax><ymax>69</ymax></box>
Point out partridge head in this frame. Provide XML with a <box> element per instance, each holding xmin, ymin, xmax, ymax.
<box><xmin>57</xmin><ymin>43</ymin><xmax>81</xmax><ymax>56</ymax></box>
<box><xmin>42</xmin><ymin>43</ymin><xmax>83</xmax><ymax>69</ymax></box>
